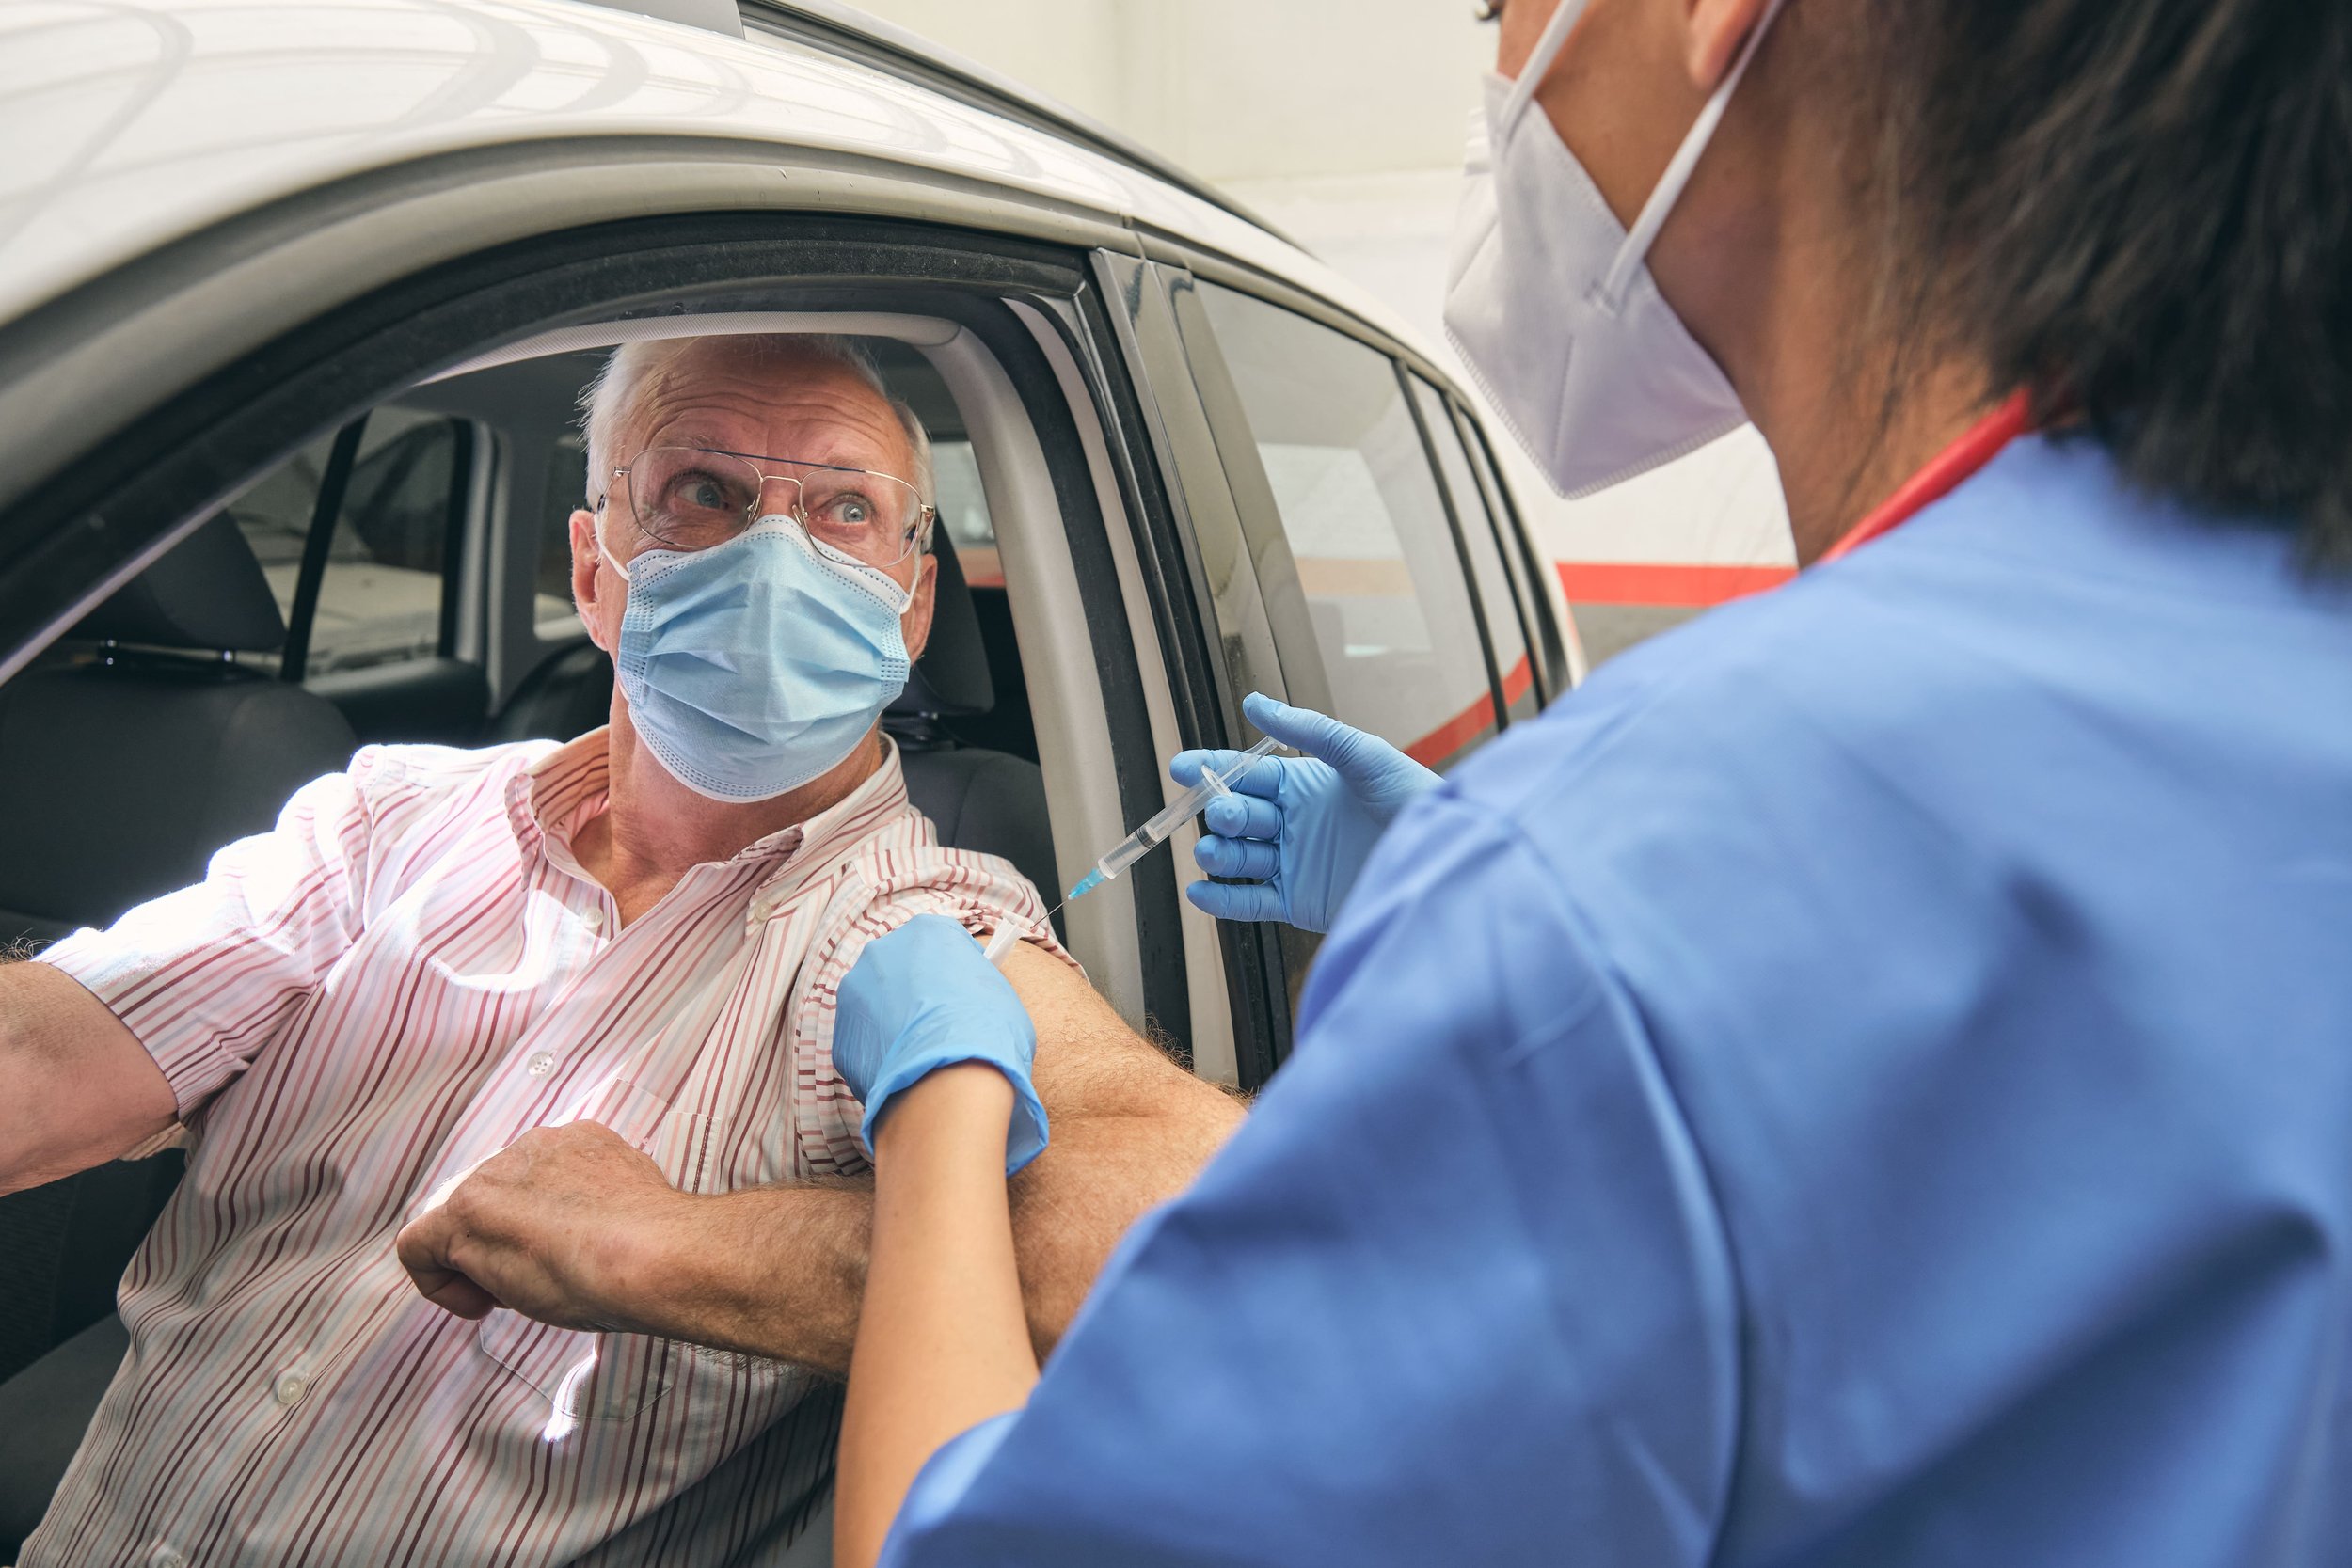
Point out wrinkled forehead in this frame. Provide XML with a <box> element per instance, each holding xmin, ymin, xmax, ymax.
<box><xmin>623</xmin><ymin>340</ymin><xmax>914</xmax><ymax>478</ymax></box>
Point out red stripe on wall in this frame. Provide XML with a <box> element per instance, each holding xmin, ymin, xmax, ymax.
<box><xmin>1556</xmin><ymin>561</ymin><xmax>1795</xmax><ymax>607</ymax></box>
<box><xmin>1393</xmin><ymin>657</ymin><xmax>1535</xmax><ymax>770</ymax></box>
<box><xmin>1404</xmin><ymin>691</ymin><xmax>1499</xmax><ymax>768</ymax></box>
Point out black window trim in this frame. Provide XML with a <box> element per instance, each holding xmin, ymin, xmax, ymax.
<box><xmin>1395</xmin><ymin>361</ymin><xmax>1511</xmax><ymax>742</ymax></box>
<box><xmin>1450</xmin><ymin>397</ymin><xmax>1571</xmax><ymax>699</ymax></box>
<box><xmin>1085</xmin><ymin>246</ymin><xmax>1296</xmax><ymax>1087</ymax></box>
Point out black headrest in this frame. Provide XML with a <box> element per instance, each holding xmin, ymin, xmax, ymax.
<box><xmin>74</xmin><ymin>513</ymin><xmax>286</xmax><ymax>653</ymax></box>
<box><xmin>889</xmin><ymin>530</ymin><xmax>994</xmax><ymax>719</ymax></box>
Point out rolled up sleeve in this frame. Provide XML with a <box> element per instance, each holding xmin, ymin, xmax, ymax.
<box><xmin>39</xmin><ymin>757</ymin><xmax>379</xmax><ymax>1116</ymax></box>
<box><xmin>788</xmin><ymin>845</ymin><xmax>1073</xmax><ymax>1176</ymax></box>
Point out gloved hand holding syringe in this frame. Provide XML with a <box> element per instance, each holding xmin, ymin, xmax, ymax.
<box><xmin>981</xmin><ymin>735</ymin><xmax>1286</xmax><ymax>964</ymax></box>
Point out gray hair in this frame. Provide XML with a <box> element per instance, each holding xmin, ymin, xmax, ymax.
<box><xmin>578</xmin><ymin>332</ymin><xmax>935</xmax><ymax>526</ymax></box>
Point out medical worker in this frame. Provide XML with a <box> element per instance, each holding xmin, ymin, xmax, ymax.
<box><xmin>828</xmin><ymin>0</ymin><xmax>2352</xmax><ymax>1561</ymax></box>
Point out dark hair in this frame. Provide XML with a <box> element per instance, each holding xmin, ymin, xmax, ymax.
<box><xmin>1867</xmin><ymin>0</ymin><xmax>2352</xmax><ymax>565</ymax></box>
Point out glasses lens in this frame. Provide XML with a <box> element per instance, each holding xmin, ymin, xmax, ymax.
<box><xmin>788</xmin><ymin>465</ymin><xmax>925</xmax><ymax>565</ymax></box>
<box><xmin>625</xmin><ymin>448</ymin><xmax>767</xmax><ymax>549</ymax></box>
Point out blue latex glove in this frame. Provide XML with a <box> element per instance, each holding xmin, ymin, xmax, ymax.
<box><xmin>832</xmin><ymin>914</ymin><xmax>1048</xmax><ymax>1175</ymax></box>
<box><xmin>1170</xmin><ymin>692</ymin><xmax>1441</xmax><ymax>932</ymax></box>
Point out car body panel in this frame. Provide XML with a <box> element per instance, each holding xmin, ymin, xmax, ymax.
<box><xmin>0</xmin><ymin>0</ymin><xmax>1422</xmax><ymax>357</ymax></box>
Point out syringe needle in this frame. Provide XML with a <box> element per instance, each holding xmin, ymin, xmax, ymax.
<box><xmin>982</xmin><ymin>898</ymin><xmax>1067</xmax><ymax>966</ymax></box>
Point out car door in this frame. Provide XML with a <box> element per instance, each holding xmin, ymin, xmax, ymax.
<box><xmin>0</xmin><ymin>183</ymin><xmax>1288</xmax><ymax>1559</ymax></box>
<box><xmin>1124</xmin><ymin>256</ymin><xmax>1547</xmax><ymax>1053</ymax></box>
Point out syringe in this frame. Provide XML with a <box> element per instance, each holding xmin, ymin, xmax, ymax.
<box><xmin>979</xmin><ymin>735</ymin><xmax>1284</xmax><ymax>967</ymax></box>
<box><xmin>1068</xmin><ymin>734</ymin><xmax>1283</xmax><ymax>902</ymax></box>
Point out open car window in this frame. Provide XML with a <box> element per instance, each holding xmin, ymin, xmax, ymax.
<box><xmin>225</xmin><ymin>409</ymin><xmax>468</xmax><ymax>678</ymax></box>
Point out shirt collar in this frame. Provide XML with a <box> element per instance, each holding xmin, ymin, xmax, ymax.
<box><xmin>503</xmin><ymin>728</ymin><xmax>912</xmax><ymax>885</ymax></box>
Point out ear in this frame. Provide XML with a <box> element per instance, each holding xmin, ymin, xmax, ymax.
<box><xmin>571</xmin><ymin>507</ymin><xmax>616</xmax><ymax>654</ymax></box>
<box><xmin>898</xmin><ymin>553</ymin><xmax>938</xmax><ymax>664</ymax></box>
<box><xmin>1685</xmin><ymin>0</ymin><xmax>1771</xmax><ymax>88</ymax></box>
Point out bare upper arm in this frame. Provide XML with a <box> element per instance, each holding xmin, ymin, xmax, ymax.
<box><xmin>0</xmin><ymin>961</ymin><xmax>177</xmax><ymax>1193</ymax></box>
<box><xmin>994</xmin><ymin>936</ymin><xmax>1244</xmax><ymax>1132</ymax></box>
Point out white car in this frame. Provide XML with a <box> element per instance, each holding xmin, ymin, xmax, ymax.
<box><xmin>0</xmin><ymin>0</ymin><xmax>1577</xmax><ymax>1548</ymax></box>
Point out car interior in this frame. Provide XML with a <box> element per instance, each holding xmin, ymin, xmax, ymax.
<box><xmin>0</xmin><ymin>320</ymin><xmax>1077</xmax><ymax>1552</ymax></box>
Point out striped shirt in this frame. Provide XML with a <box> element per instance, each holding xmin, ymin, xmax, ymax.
<box><xmin>26</xmin><ymin>731</ymin><xmax>1057</xmax><ymax>1567</ymax></box>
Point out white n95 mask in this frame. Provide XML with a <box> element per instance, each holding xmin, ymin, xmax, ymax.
<box><xmin>1443</xmin><ymin>0</ymin><xmax>1786</xmax><ymax>499</ymax></box>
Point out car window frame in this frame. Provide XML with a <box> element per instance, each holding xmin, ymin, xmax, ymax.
<box><xmin>1169</xmin><ymin>271</ymin><xmax>1513</xmax><ymax>760</ymax></box>
<box><xmin>1150</xmin><ymin>262</ymin><xmax>1534</xmax><ymax>1065</ymax></box>
<box><xmin>0</xmin><ymin>209</ymin><xmax>1207</xmax><ymax>1062</ymax></box>
<box><xmin>263</xmin><ymin>411</ymin><xmax>480</xmax><ymax>685</ymax></box>
<box><xmin>1394</xmin><ymin>364</ymin><xmax>1514</xmax><ymax>729</ymax></box>
<box><xmin>1450</xmin><ymin>398</ymin><xmax>1569</xmax><ymax>702</ymax></box>
<box><xmin>1086</xmin><ymin>245</ymin><xmax>1299</xmax><ymax>1087</ymax></box>
<box><xmin>1155</xmin><ymin>234</ymin><xmax>1575</xmax><ymax>701</ymax></box>
<box><xmin>1405</xmin><ymin>372</ymin><xmax>1538</xmax><ymax>721</ymax></box>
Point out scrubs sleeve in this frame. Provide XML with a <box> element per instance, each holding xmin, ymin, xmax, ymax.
<box><xmin>882</xmin><ymin>792</ymin><xmax>1742</xmax><ymax>1568</ymax></box>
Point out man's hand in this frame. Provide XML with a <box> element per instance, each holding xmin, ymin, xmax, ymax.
<box><xmin>394</xmin><ymin>1121</ymin><xmax>689</xmax><ymax>1332</ymax></box>
<box><xmin>392</xmin><ymin>938</ymin><xmax>1245</xmax><ymax>1371</ymax></box>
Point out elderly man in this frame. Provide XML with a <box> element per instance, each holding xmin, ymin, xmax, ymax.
<box><xmin>0</xmin><ymin>334</ymin><xmax>1242</xmax><ymax>1566</ymax></box>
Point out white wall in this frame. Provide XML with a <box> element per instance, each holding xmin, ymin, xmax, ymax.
<box><xmin>854</xmin><ymin>0</ymin><xmax>1791</xmax><ymax>662</ymax></box>
<box><xmin>851</xmin><ymin>0</ymin><xmax>1492</xmax><ymax>182</ymax></box>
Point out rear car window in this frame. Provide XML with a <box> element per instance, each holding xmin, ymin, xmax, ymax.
<box><xmin>533</xmin><ymin>434</ymin><xmax>590</xmax><ymax>641</ymax></box>
<box><xmin>930</xmin><ymin>439</ymin><xmax>997</xmax><ymax>585</ymax></box>
<box><xmin>1192</xmin><ymin>281</ymin><xmax>1500</xmax><ymax>768</ymax></box>
<box><xmin>227</xmin><ymin>409</ymin><xmax>467</xmax><ymax>675</ymax></box>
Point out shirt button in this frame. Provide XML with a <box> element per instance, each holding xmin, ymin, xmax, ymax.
<box><xmin>525</xmin><ymin>1051</ymin><xmax>557</xmax><ymax>1078</ymax></box>
<box><xmin>150</xmin><ymin>1546</ymin><xmax>187</xmax><ymax>1568</ymax></box>
<box><xmin>271</xmin><ymin>1371</ymin><xmax>308</xmax><ymax>1406</ymax></box>
<box><xmin>583</xmin><ymin>907</ymin><xmax>606</xmax><ymax>932</ymax></box>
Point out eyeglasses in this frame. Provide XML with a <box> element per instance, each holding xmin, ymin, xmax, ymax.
<box><xmin>602</xmin><ymin>447</ymin><xmax>933</xmax><ymax>567</ymax></box>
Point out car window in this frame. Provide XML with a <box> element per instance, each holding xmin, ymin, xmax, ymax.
<box><xmin>931</xmin><ymin>438</ymin><xmax>998</xmax><ymax>586</ymax></box>
<box><xmin>533</xmin><ymin>434</ymin><xmax>591</xmax><ymax>641</ymax></box>
<box><xmin>226</xmin><ymin>409</ymin><xmax>467</xmax><ymax>676</ymax></box>
<box><xmin>1191</xmin><ymin>281</ymin><xmax>1500</xmax><ymax>768</ymax></box>
<box><xmin>1408</xmin><ymin>375</ymin><xmax>1538</xmax><ymax>721</ymax></box>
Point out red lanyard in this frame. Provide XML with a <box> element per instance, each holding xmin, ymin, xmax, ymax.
<box><xmin>1819</xmin><ymin>390</ymin><xmax>2033</xmax><ymax>562</ymax></box>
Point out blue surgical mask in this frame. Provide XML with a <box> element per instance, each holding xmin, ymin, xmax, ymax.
<box><xmin>605</xmin><ymin>515</ymin><xmax>914</xmax><ymax>802</ymax></box>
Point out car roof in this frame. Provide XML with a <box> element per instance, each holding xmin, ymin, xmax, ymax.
<box><xmin>0</xmin><ymin>0</ymin><xmax>1429</xmax><ymax>356</ymax></box>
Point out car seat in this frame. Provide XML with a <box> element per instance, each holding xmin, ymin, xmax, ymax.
<box><xmin>0</xmin><ymin>512</ymin><xmax>359</xmax><ymax>948</ymax></box>
<box><xmin>0</xmin><ymin>513</ymin><xmax>358</xmax><ymax>1555</ymax></box>
<box><xmin>885</xmin><ymin>531</ymin><xmax>1057</xmax><ymax>910</ymax></box>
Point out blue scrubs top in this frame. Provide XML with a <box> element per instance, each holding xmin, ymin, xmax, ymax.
<box><xmin>884</xmin><ymin>436</ymin><xmax>2352</xmax><ymax>1567</ymax></box>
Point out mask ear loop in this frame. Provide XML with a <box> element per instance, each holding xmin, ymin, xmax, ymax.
<box><xmin>593</xmin><ymin>499</ymin><xmax>636</xmax><ymax>583</ymax></box>
<box><xmin>1599</xmin><ymin>0</ymin><xmax>1788</xmax><ymax>307</ymax></box>
<box><xmin>1499</xmin><ymin>0</ymin><xmax>1592</xmax><ymax>133</ymax></box>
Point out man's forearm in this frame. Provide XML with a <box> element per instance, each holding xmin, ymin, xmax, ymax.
<box><xmin>1001</xmin><ymin>1089</ymin><xmax>1242</xmax><ymax>1357</ymax></box>
<box><xmin>615</xmin><ymin>1085</ymin><xmax>1239</xmax><ymax>1372</ymax></box>
<box><xmin>614</xmin><ymin>1179</ymin><xmax>874</xmax><ymax>1372</ymax></box>
<box><xmin>416</xmin><ymin>935</ymin><xmax>1248</xmax><ymax>1370</ymax></box>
